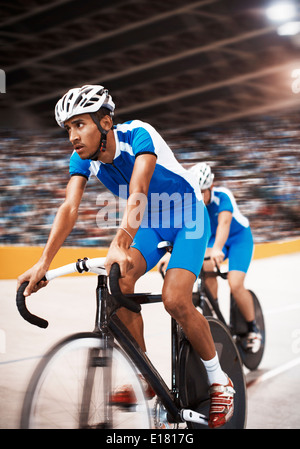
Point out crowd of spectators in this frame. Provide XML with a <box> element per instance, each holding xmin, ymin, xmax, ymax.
<box><xmin>0</xmin><ymin>109</ymin><xmax>299</xmax><ymax>248</ymax></box>
<box><xmin>172</xmin><ymin>109</ymin><xmax>300</xmax><ymax>243</ymax></box>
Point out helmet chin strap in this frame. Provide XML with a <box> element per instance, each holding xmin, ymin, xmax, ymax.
<box><xmin>89</xmin><ymin>113</ymin><xmax>108</xmax><ymax>161</ymax></box>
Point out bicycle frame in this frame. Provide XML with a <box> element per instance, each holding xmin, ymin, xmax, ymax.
<box><xmin>95</xmin><ymin>273</ymin><xmax>182</xmax><ymax>424</ymax></box>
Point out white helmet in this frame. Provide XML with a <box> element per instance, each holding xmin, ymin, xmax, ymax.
<box><xmin>189</xmin><ymin>162</ymin><xmax>214</xmax><ymax>190</ymax></box>
<box><xmin>55</xmin><ymin>85</ymin><xmax>115</xmax><ymax>127</ymax></box>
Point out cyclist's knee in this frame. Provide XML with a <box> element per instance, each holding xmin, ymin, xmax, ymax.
<box><xmin>162</xmin><ymin>293</ymin><xmax>179</xmax><ymax>317</ymax></box>
<box><xmin>162</xmin><ymin>287</ymin><xmax>191</xmax><ymax>322</ymax></box>
<box><xmin>228</xmin><ymin>275</ymin><xmax>245</xmax><ymax>297</ymax></box>
<box><xmin>162</xmin><ymin>268</ymin><xmax>196</xmax><ymax>321</ymax></box>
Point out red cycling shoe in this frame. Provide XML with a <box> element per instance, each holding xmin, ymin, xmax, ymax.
<box><xmin>208</xmin><ymin>376</ymin><xmax>235</xmax><ymax>429</ymax></box>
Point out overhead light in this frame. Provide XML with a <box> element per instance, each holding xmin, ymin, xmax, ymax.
<box><xmin>277</xmin><ymin>21</ymin><xmax>300</xmax><ymax>35</ymax></box>
<box><xmin>266</xmin><ymin>2</ymin><xmax>297</xmax><ymax>22</ymax></box>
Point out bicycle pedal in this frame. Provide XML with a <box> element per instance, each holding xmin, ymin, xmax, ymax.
<box><xmin>181</xmin><ymin>409</ymin><xmax>208</xmax><ymax>426</ymax></box>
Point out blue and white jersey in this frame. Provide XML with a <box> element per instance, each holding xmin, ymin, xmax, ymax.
<box><xmin>207</xmin><ymin>187</ymin><xmax>249</xmax><ymax>237</ymax></box>
<box><xmin>69</xmin><ymin>120</ymin><xmax>202</xmax><ymax>228</ymax></box>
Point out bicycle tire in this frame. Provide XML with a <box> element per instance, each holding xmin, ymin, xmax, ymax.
<box><xmin>20</xmin><ymin>332</ymin><xmax>151</xmax><ymax>429</ymax></box>
<box><xmin>230</xmin><ymin>290</ymin><xmax>266</xmax><ymax>370</ymax></box>
<box><xmin>178</xmin><ymin>317</ymin><xmax>247</xmax><ymax>429</ymax></box>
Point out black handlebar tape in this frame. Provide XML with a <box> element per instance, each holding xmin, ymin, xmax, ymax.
<box><xmin>16</xmin><ymin>281</ymin><xmax>48</xmax><ymax>329</ymax></box>
<box><xmin>109</xmin><ymin>263</ymin><xmax>141</xmax><ymax>313</ymax></box>
<box><xmin>215</xmin><ymin>266</ymin><xmax>228</xmax><ymax>280</ymax></box>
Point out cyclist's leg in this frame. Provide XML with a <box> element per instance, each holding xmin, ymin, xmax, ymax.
<box><xmin>228</xmin><ymin>271</ymin><xmax>255</xmax><ymax>322</ymax></box>
<box><xmin>162</xmin><ymin>208</ymin><xmax>223</xmax><ymax>365</ymax></box>
<box><xmin>163</xmin><ymin>267</ymin><xmax>216</xmax><ymax>360</ymax></box>
<box><xmin>163</xmin><ymin>272</ymin><xmax>235</xmax><ymax>429</ymax></box>
<box><xmin>117</xmin><ymin>227</ymin><xmax>166</xmax><ymax>352</ymax></box>
<box><xmin>227</xmin><ymin>227</ymin><xmax>255</xmax><ymax>322</ymax></box>
<box><xmin>162</xmin><ymin>209</ymin><xmax>235</xmax><ymax>428</ymax></box>
<box><xmin>227</xmin><ymin>228</ymin><xmax>262</xmax><ymax>353</ymax></box>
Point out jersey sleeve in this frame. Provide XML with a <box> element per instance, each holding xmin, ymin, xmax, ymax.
<box><xmin>219</xmin><ymin>191</ymin><xmax>234</xmax><ymax>213</ymax></box>
<box><xmin>69</xmin><ymin>150</ymin><xmax>92</xmax><ymax>179</ymax></box>
<box><xmin>131</xmin><ymin>125</ymin><xmax>157</xmax><ymax>157</ymax></box>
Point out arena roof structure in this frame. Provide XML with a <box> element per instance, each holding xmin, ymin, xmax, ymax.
<box><xmin>1</xmin><ymin>0</ymin><xmax>300</xmax><ymax>133</ymax></box>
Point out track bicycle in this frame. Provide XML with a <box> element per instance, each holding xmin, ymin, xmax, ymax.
<box><xmin>16</xmin><ymin>253</ymin><xmax>247</xmax><ymax>429</ymax></box>
<box><xmin>194</xmin><ymin>258</ymin><xmax>265</xmax><ymax>371</ymax></box>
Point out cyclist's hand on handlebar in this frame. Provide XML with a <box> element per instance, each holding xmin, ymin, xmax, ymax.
<box><xmin>17</xmin><ymin>262</ymin><xmax>49</xmax><ymax>297</ymax></box>
<box><xmin>210</xmin><ymin>248</ymin><xmax>225</xmax><ymax>268</ymax></box>
<box><xmin>157</xmin><ymin>252</ymin><xmax>171</xmax><ymax>276</ymax></box>
<box><xmin>105</xmin><ymin>244</ymin><xmax>134</xmax><ymax>278</ymax></box>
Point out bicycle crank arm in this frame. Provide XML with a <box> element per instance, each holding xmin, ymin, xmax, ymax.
<box><xmin>181</xmin><ymin>409</ymin><xmax>208</xmax><ymax>426</ymax></box>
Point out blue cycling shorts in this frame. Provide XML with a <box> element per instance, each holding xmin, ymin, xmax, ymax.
<box><xmin>132</xmin><ymin>202</ymin><xmax>211</xmax><ymax>278</ymax></box>
<box><xmin>208</xmin><ymin>226</ymin><xmax>254</xmax><ymax>273</ymax></box>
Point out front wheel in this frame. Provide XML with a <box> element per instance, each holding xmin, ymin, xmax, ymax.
<box><xmin>20</xmin><ymin>332</ymin><xmax>150</xmax><ymax>429</ymax></box>
<box><xmin>179</xmin><ymin>317</ymin><xmax>247</xmax><ymax>429</ymax></box>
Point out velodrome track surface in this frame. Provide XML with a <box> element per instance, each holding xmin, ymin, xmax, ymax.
<box><xmin>1</xmin><ymin>252</ymin><xmax>299</xmax><ymax>429</ymax></box>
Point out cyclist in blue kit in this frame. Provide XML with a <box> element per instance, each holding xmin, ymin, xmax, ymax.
<box><xmin>17</xmin><ymin>85</ymin><xmax>235</xmax><ymax>428</ymax></box>
<box><xmin>191</xmin><ymin>163</ymin><xmax>262</xmax><ymax>352</ymax></box>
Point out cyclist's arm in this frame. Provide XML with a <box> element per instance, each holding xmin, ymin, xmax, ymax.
<box><xmin>17</xmin><ymin>175</ymin><xmax>87</xmax><ymax>296</ymax></box>
<box><xmin>211</xmin><ymin>210</ymin><xmax>232</xmax><ymax>265</ymax></box>
<box><xmin>105</xmin><ymin>153</ymin><xmax>156</xmax><ymax>276</ymax></box>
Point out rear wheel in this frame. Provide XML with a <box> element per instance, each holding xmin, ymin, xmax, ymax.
<box><xmin>21</xmin><ymin>332</ymin><xmax>150</xmax><ymax>429</ymax></box>
<box><xmin>230</xmin><ymin>290</ymin><xmax>266</xmax><ymax>370</ymax></box>
<box><xmin>179</xmin><ymin>317</ymin><xmax>247</xmax><ymax>429</ymax></box>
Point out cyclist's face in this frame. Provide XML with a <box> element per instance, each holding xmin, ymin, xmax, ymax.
<box><xmin>202</xmin><ymin>188</ymin><xmax>211</xmax><ymax>205</ymax></box>
<box><xmin>65</xmin><ymin>114</ymin><xmax>101</xmax><ymax>160</ymax></box>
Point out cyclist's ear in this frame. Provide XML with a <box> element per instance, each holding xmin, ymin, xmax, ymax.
<box><xmin>99</xmin><ymin>114</ymin><xmax>113</xmax><ymax>132</ymax></box>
